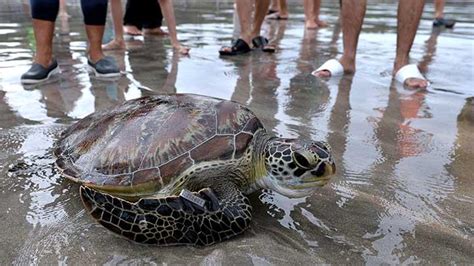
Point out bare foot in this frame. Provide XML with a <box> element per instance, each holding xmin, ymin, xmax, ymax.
<box><xmin>102</xmin><ymin>39</ymin><xmax>126</xmax><ymax>50</ymax></box>
<box><xmin>312</xmin><ymin>56</ymin><xmax>355</xmax><ymax>78</ymax></box>
<box><xmin>123</xmin><ymin>25</ymin><xmax>142</xmax><ymax>36</ymax></box>
<box><xmin>305</xmin><ymin>20</ymin><xmax>319</xmax><ymax>29</ymax></box>
<box><xmin>404</xmin><ymin>78</ymin><xmax>428</xmax><ymax>88</ymax></box>
<box><xmin>316</xmin><ymin>20</ymin><xmax>328</xmax><ymax>27</ymax></box>
<box><xmin>174</xmin><ymin>44</ymin><xmax>190</xmax><ymax>55</ymax></box>
<box><xmin>143</xmin><ymin>27</ymin><xmax>169</xmax><ymax>36</ymax></box>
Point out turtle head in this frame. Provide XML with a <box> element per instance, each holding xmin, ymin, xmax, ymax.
<box><xmin>259</xmin><ymin>138</ymin><xmax>336</xmax><ymax>198</ymax></box>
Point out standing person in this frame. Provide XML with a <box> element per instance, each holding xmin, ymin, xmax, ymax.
<box><xmin>433</xmin><ymin>0</ymin><xmax>455</xmax><ymax>28</ymax></box>
<box><xmin>103</xmin><ymin>0</ymin><xmax>189</xmax><ymax>54</ymax></box>
<box><xmin>219</xmin><ymin>0</ymin><xmax>276</xmax><ymax>56</ymax></box>
<box><xmin>312</xmin><ymin>0</ymin><xmax>429</xmax><ymax>89</ymax></box>
<box><xmin>21</xmin><ymin>0</ymin><xmax>120</xmax><ymax>84</ymax></box>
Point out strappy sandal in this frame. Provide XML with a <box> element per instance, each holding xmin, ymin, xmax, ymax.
<box><xmin>252</xmin><ymin>36</ymin><xmax>276</xmax><ymax>53</ymax></box>
<box><xmin>219</xmin><ymin>38</ymin><xmax>251</xmax><ymax>56</ymax></box>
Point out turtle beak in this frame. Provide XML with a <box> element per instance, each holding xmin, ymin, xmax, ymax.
<box><xmin>300</xmin><ymin>161</ymin><xmax>336</xmax><ymax>186</ymax></box>
<box><xmin>326</xmin><ymin>161</ymin><xmax>336</xmax><ymax>175</ymax></box>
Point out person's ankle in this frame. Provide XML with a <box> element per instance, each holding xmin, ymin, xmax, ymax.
<box><xmin>305</xmin><ymin>21</ymin><xmax>318</xmax><ymax>29</ymax></box>
<box><xmin>240</xmin><ymin>34</ymin><xmax>252</xmax><ymax>45</ymax></box>
<box><xmin>34</xmin><ymin>55</ymin><xmax>53</xmax><ymax>68</ymax></box>
<box><xmin>393</xmin><ymin>58</ymin><xmax>409</xmax><ymax>73</ymax></box>
<box><xmin>339</xmin><ymin>55</ymin><xmax>356</xmax><ymax>73</ymax></box>
<box><xmin>88</xmin><ymin>52</ymin><xmax>104</xmax><ymax>63</ymax></box>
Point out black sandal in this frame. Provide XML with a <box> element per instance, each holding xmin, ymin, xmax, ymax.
<box><xmin>219</xmin><ymin>38</ymin><xmax>251</xmax><ymax>56</ymax></box>
<box><xmin>266</xmin><ymin>9</ymin><xmax>278</xmax><ymax>15</ymax></box>
<box><xmin>252</xmin><ymin>36</ymin><xmax>276</xmax><ymax>53</ymax></box>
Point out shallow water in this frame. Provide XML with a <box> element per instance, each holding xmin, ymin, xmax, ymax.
<box><xmin>1</xmin><ymin>0</ymin><xmax>473</xmax><ymax>264</ymax></box>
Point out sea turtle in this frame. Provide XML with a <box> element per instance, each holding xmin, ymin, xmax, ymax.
<box><xmin>54</xmin><ymin>94</ymin><xmax>335</xmax><ymax>246</ymax></box>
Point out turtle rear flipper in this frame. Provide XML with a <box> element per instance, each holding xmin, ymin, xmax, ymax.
<box><xmin>80</xmin><ymin>183</ymin><xmax>252</xmax><ymax>246</ymax></box>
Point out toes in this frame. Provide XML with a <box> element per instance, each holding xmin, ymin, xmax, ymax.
<box><xmin>312</xmin><ymin>70</ymin><xmax>331</xmax><ymax>78</ymax></box>
<box><xmin>317</xmin><ymin>20</ymin><xmax>328</xmax><ymax>27</ymax></box>
<box><xmin>219</xmin><ymin>47</ymin><xmax>232</xmax><ymax>53</ymax></box>
<box><xmin>405</xmin><ymin>78</ymin><xmax>428</xmax><ymax>88</ymax></box>
<box><xmin>102</xmin><ymin>41</ymin><xmax>125</xmax><ymax>51</ymax></box>
<box><xmin>305</xmin><ymin>22</ymin><xmax>319</xmax><ymax>29</ymax></box>
<box><xmin>179</xmin><ymin>47</ymin><xmax>190</xmax><ymax>55</ymax></box>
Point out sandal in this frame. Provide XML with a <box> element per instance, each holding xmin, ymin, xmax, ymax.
<box><xmin>219</xmin><ymin>38</ymin><xmax>251</xmax><ymax>56</ymax></box>
<box><xmin>252</xmin><ymin>36</ymin><xmax>276</xmax><ymax>53</ymax></box>
<box><xmin>266</xmin><ymin>12</ymin><xmax>288</xmax><ymax>20</ymax></box>
<box><xmin>267</xmin><ymin>9</ymin><xmax>278</xmax><ymax>15</ymax></box>
<box><xmin>433</xmin><ymin>17</ymin><xmax>456</xmax><ymax>28</ymax></box>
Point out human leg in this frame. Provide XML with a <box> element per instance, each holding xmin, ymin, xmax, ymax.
<box><xmin>269</xmin><ymin>0</ymin><xmax>279</xmax><ymax>13</ymax></box>
<box><xmin>32</xmin><ymin>18</ymin><xmax>56</xmax><ymax>67</ymax></box>
<box><xmin>433</xmin><ymin>0</ymin><xmax>455</xmax><ymax>28</ymax></box>
<box><xmin>219</xmin><ymin>0</ymin><xmax>253</xmax><ymax>55</ymax></box>
<box><xmin>278</xmin><ymin>0</ymin><xmax>288</xmax><ymax>19</ymax></box>
<box><xmin>158</xmin><ymin>0</ymin><xmax>189</xmax><ymax>54</ymax></box>
<box><xmin>313</xmin><ymin>0</ymin><xmax>365</xmax><ymax>77</ymax></box>
<box><xmin>434</xmin><ymin>0</ymin><xmax>444</xmax><ymax>19</ymax></box>
<box><xmin>393</xmin><ymin>0</ymin><xmax>427</xmax><ymax>88</ymax></box>
<box><xmin>81</xmin><ymin>0</ymin><xmax>120</xmax><ymax>76</ymax></box>
<box><xmin>103</xmin><ymin>0</ymin><xmax>125</xmax><ymax>50</ymax></box>
<box><xmin>21</xmin><ymin>0</ymin><xmax>59</xmax><ymax>83</ymax></box>
<box><xmin>81</xmin><ymin>0</ymin><xmax>108</xmax><ymax>62</ymax></box>
<box><xmin>303</xmin><ymin>0</ymin><xmax>327</xmax><ymax>29</ymax></box>
<box><xmin>266</xmin><ymin>0</ymin><xmax>288</xmax><ymax>20</ymax></box>
<box><xmin>30</xmin><ymin>13</ymin><xmax>57</xmax><ymax>67</ymax></box>
<box><xmin>251</xmin><ymin>0</ymin><xmax>276</xmax><ymax>52</ymax></box>
<box><xmin>59</xmin><ymin>0</ymin><xmax>69</xmax><ymax>17</ymax></box>
<box><xmin>236</xmin><ymin>0</ymin><xmax>253</xmax><ymax>45</ymax></box>
<box><xmin>251</xmin><ymin>0</ymin><xmax>271</xmax><ymax>38</ymax></box>
<box><xmin>304</xmin><ymin>0</ymin><xmax>318</xmax><ymax>29</ymax></box>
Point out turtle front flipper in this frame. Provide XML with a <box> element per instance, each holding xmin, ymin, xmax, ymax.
<box><xmin>79</xmin><ymin>183</ymin><xmax>252</xmax><ymax>246</ymax></box>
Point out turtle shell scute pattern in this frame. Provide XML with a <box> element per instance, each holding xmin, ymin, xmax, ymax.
<box><xmin>54</xmin><ymin>94</ymin><xmax>265</xmax><ymax>193</ymax></box>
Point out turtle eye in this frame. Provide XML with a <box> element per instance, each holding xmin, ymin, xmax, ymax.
<box><xmin>293</xmin><ymin>152</ymin><xmax>312</xmax><ymax>169</ymax></box>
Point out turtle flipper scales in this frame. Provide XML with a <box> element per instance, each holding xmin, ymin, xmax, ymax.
<box><xmin>80</xmin><ymin>183</ymin><xmax>252</xmax><ymax>246</ymax></box>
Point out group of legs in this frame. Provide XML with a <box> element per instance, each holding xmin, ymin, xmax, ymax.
<box><xmin>313</xmin><ymin>0</ymin><xmax>455</xmax><ymax>89</ymax></box>
<box><xmin>22</xmin><ymin>0</ymin><xmax>455</xmax><ymax>87</ymax></box>
<box><xmin>101</xmin><ymin>0</ymin><xmax>168</xmax><ymax>50</ymax></box>
<box><xmin>104</xmin><ymin>0</ymin><xmax>189</xmax><ymax>54</ymax></box>
<box><xmin>21</xmin><ymin>0</ymin><xmax>187</xmax><ymax>84</ymax></box>
<box><xmin>21</xmin><ymin>0</ymin><xmax>120</xmax><ymax>83</ymax></box>
<box><xmin>223</xmin><ymin>0</ymin><xmax>455</xmax><ymax>89</ymax></box>
<box><xmin>267</xmin><ymin>0</ymin><xmax>327</xmax><ymax>29</ymax></box>
<box><xmin>219</xmin><ymin>0</ymin><xmax>327</xmax><ymax>56</ymax></box>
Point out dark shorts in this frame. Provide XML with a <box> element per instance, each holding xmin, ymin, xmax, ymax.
<box><xmin>30</xmin><ymin>0</ymin><xmax>108</xmax><ymax>25</ymax></box>
<box><xmin>123</xmin><ymin>0</ymin><xmax>164</xmax><ymax>29</ymax></box>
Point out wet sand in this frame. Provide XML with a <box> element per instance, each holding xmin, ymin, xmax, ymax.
<box><xmin>0</xmin><ymin>0</ymin><xmax>473</xmax><ymax>264</ymax></box>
